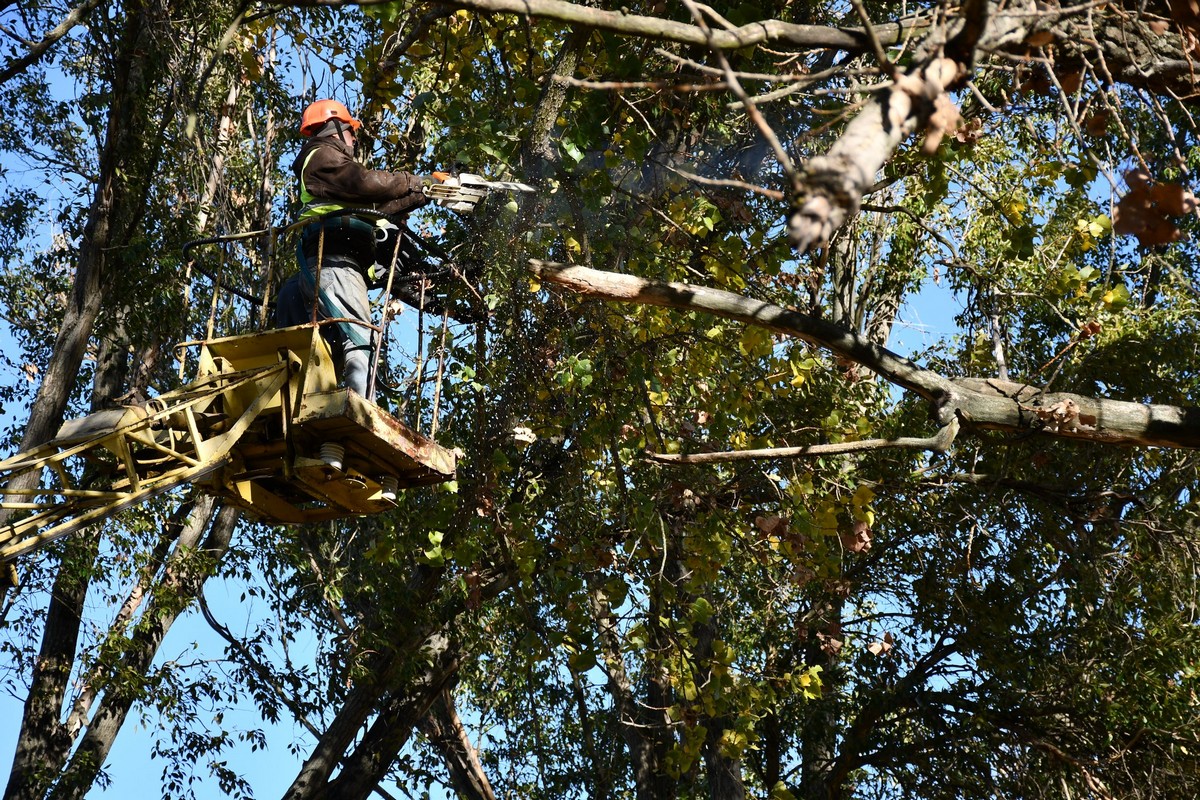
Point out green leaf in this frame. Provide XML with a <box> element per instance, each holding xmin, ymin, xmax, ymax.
<box><xmin>1102</xmin><ymin>283</ymin><xmax>1131</xmax><ymax>312</ymax></box>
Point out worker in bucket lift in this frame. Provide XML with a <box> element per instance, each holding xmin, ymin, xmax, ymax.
<box><xmin>275</xmin><ymin>98</ymin><xmax>449</xmax><ymax>398</ymax></box>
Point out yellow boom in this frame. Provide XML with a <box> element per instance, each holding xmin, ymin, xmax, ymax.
<box><xmin>0</xmin><ymin>325</ymin><xmax>456</xmax><ymax>568</ymax></box>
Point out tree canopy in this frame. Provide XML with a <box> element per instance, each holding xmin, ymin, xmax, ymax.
<box><xmin>2</xmin><ymin>1</ymin><xmax>1200</xmax><ymax>799</ymax></box>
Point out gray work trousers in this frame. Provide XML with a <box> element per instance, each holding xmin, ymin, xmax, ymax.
<box><xmin>276</xmin><ymin>261</ymin><xmax>374</xmax><ymax>397</ymax></box>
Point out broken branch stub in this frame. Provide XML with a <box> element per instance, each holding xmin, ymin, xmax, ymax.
<box><xmin>789</xmin><ymin>57</ymin><xmax>962</xmax><ymax>254</ymax></box>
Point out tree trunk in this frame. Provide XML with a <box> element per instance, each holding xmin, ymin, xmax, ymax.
<box><xmin>319</xmin><ymin>632</ymin><xmax>462</xmax><ymax>800</ymax></box>
<box><xmin>418</xmin><ymin>688</ymin><xmax>498</xmax><ymax>800</ymax></box>
<box><xmin>49</xmin><ymin>501</ymin><xmax>235</xmax><ymax>800</ymax></box>
<box><xmin>798</xmin><ymin>602</ymin><xmax>843</xmax><ymax>800</ymax></box>
<box><xmin>3</xmin><ymin>143</ymin><xmax>130</xmax><ymax>800</ymax></box>
<box><xmin>280</xmin><ymin>626</ymin><xmax>456</xmax><ymax>800</ymax></box>
<box><xmin>703</xmin><ymin>725</ymin><xmax>747</xmax><ymax>800</ymax></box>
<box><xmin>3</xmin><ymin>536</ymin><xmax>100</xmax><ymax>800</ymax></box>
<box><xmin>590</xmin><ymin>579</ymin><xmax>677</xmax><ymax>800</ymax></box>
<box><xmin>3</xmin><ymin>2</ymin><xmax>216</xmax><ymax>795</ymax></box>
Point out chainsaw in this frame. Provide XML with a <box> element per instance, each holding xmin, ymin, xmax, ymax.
<box><xmin>423</xmin><ymin>173</ymin><xmax>535</xmax><ymax>212</ymax></box>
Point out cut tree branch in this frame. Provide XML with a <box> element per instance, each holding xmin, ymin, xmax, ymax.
<box><xmin>0</xmin><ymin>0</ymin><xmax>105</xmax><ymax>86</ymax></box>
<box><xmin>646</xmin><ymin>416</ymin><xmax>959</xmax><ymax>463</ymax></box>
<box><xmin>393</xmin><ymin>0</ymin><xmax>1198</xmax><ymax>252</ymax></box>
<box><xmin>529</xmin><ymin>261</ymin><xmax>1200</xmax><ymax>450</ymax></box>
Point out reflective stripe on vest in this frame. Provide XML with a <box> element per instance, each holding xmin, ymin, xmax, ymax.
<box><xmin>298</xmin><ymin>148</ymin><xmax>357</xmax><ymax>221</ymax></box>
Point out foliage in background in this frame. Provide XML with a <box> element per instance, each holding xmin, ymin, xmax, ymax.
<box><xmin>0</xmin><ymin>1</ymin><xmax>1199</xmax><ymax>799</ymax></box>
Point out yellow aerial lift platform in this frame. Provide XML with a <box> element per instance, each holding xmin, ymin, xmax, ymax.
<box><xmin>0</xmin><ymin>324</ymin><xmax>456</xmax><ymax>566</ymax></box>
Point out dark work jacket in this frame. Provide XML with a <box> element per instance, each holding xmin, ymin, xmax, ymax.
<box><xmin>294</xmin><ymin>136</ymin><xmax>429</xmax><ymax>216</ymax></box>
<box><xmin>294</xmin><ymin>136</ymin><xmax>430</xmax><ymax>269</ymax></box>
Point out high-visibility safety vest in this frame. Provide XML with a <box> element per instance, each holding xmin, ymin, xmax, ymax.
<box><xmin>296</xmin><ymin>148</ymin><xmax>402</xmax><ymax>285</ymax></box>
<box><xmin>297</xmin><ymin>149</ymin><xmax>376</xmax><ymax>235</ymax></box>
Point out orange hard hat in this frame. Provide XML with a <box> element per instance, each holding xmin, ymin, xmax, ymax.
<box><xmin>299</xmin><ymin>99</ymin><xmax>362</xmax><ymax>136</ymax></box>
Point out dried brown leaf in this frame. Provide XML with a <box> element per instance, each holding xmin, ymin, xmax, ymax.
<box><xmin>818</xmin><ymin>632</ymin><xmax>844</xmax><ymax>656</ymax></box>
<box><xmin>867</xmin><ymin>632</ymin><xmax>895</xmax><ymax>656</ymax></box>
<box><xmin>922</xmin><ymin>93</ymin><xmax>962</xmax><ymax>155</ymax></box>
<box><xmin>1149</xmin><ymin>183</ymin><xmax>1198</xmax><ymax>216</ymax></box>
<box><xmin>1116</xmin><ymin>178</ymin><xmax>1193</xmax><ymax>246</ymax></box>
<box><xmin>1057</xmin><ymin>70</ymin><xmax>1083</xmax><ymax>95</ymax></box>
<box><xmin>755</xmin><ymin>514</ymin><xmax>789</xmax><ymax>538</ymax></box>
<box><xmin>953</xmin><ymin>117</ymin><xmax>983</xmax><ymax>144</ymax></box>
<box><xmin>1084</xmin><ymin>110</ymin><xmax>1110</xmax><ymax>137</ymax></box>
<box><xmin>841</xmin><ymin>520</ymin><xmax>872</xmax><ymax>553</ymax></box>
<box><xmin>1140</xmin><ymin>216</ymin><xmax>1183</xmax><ymax>246</ymax></box>
<box><xmin>791</xmin><ymin>564</ymin><xmax>815</xmax><ymax>588</ymax></box>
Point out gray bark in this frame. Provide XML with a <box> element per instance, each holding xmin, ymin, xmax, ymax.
<box><xmin>3</xmin><ymin>537</ymin><xmax>100</xmax><ymax>800</ymax></box>
<box><xmin>418</xmin><ymin>688</ymin><xmax>498</xmax><ymax>800</ymax></box>
<box><xmin>280</xmin><ymin>568</ymin><xmax>513</xmax><ymax>800</ymax></box>
<box><xmin>4</xmin><ymin>3</ymin><xmax>233</xmax><ymax>797</ymax></box>
<box><xmin>3</xmin><ymin>11</ymin><xmax>149</xmax><ymax>786</ymax></box>
<box><xmin>529</xmin><ymin>262</ymin><xmax>1200</xmax><ymax>450</ymax></box>
<box><xmin>49</xmin><ymin>501</ymin><xmax>235</xmax><ymax>800</ymax></box>
<box><xmin>314</xmin><ymin>632</ymin><xmax>463</xmax><ymax>800</ymax></box>
<box><xmin>437</xmin><ymin>0</ymin><xmax>884</xmax><ymax>51</ymax></box>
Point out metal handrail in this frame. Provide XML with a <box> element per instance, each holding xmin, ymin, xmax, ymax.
<box><xmin>179</xmin><ymin>208</ymin><xmax>459</xmax><ymax>430</ymax></box>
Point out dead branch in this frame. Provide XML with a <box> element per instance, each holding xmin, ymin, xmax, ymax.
<box><xmin>530</xmin><ymin>261</ymin><xmax>1200</xmax><ymax>450</ymax></box>
<box><xmin>645</xmin><ymin>417</ymin><xmax>959</xmax><ymax>464</ymax></box>
<box><xmin>0</xmin><ymin>0</ymin><xmax>105</xmax><ymax>86</ymax></box>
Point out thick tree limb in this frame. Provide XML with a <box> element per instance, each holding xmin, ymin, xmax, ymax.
<box><xmin>531</xmin><ymin>259</ymin><xmax>953</xmax><ymax>399</ymax></box>
<box><xmin>0</xmin><ymin>0</ymin><xmax>105</xmax><ymax>86</ymax></box>
<box><xmin>422</xmin><ymin>0</ymin><xmax>902</xmax><ymax>51</ymax></box>
<box><xmin>530</xmin><ymin>262</ymin><xmax>1200</xmax><ymax>450</ymax></box>
<box><xmin>3</xmin><ymin>535</ymin><xmax>99</xmax><ymax>800</ymax></box>
<box><xmin>788</xmin><ymin>58</ymin><xmax>960</xmax><ymax>252</ymax></box>
<box><xmin>588</xmin><ymin>577</ymin><xmax>676</xmax><ymax>800</ymax></box>
<box><xmin>418</xmin><ymin>688</ymin><xmax>497</xmax><ymax>800</ymax></box>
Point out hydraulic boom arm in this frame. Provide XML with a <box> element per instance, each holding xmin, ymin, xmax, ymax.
<box><xmin>0</xmin><ymin>325</ymin><xmax>456</xmax><ymax>583</ymax></box>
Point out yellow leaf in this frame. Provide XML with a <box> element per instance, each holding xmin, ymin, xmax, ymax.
<box><xmin>851</xmin><ymin>485</ymin><xmax>875</xmax><ymax>506</ymax></box>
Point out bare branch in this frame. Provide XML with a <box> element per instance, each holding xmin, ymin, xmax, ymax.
<box><xmin>664</xmin><ymin>163</ymin><xmax>784</xmax><ymax>201</ymax></box>
<box><xmin>530</xmin><ymin>261</ymin><xmax>1200</xmax><ymax>450</ymax></box>
<box><xmin>849</xmin><ymin>0</ymin><xmax>896</xmax><ymax>76</ymax></box>
<box><xmin>645</xmin><ymin>417</ymin><xmax>959</xmax><ymax>464</ymax></box>
<box><xmin>410</xmin><ymin>0</ymin><xmax>911</xmax><ymax>52</ymax></box>
<box><xmin>0</xmin><ymin>0</ymin><xmax>105</xmax><ymax>86</ymax></box>
<box><xmin>680</xmin><ymin>0</ymin><xmax>797</xmax><ymax>177</ymax></box>
<box><xmin>553</xmin><ymin>74</ymin><xmax>729</xmax><ymax>93</ymax></box>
